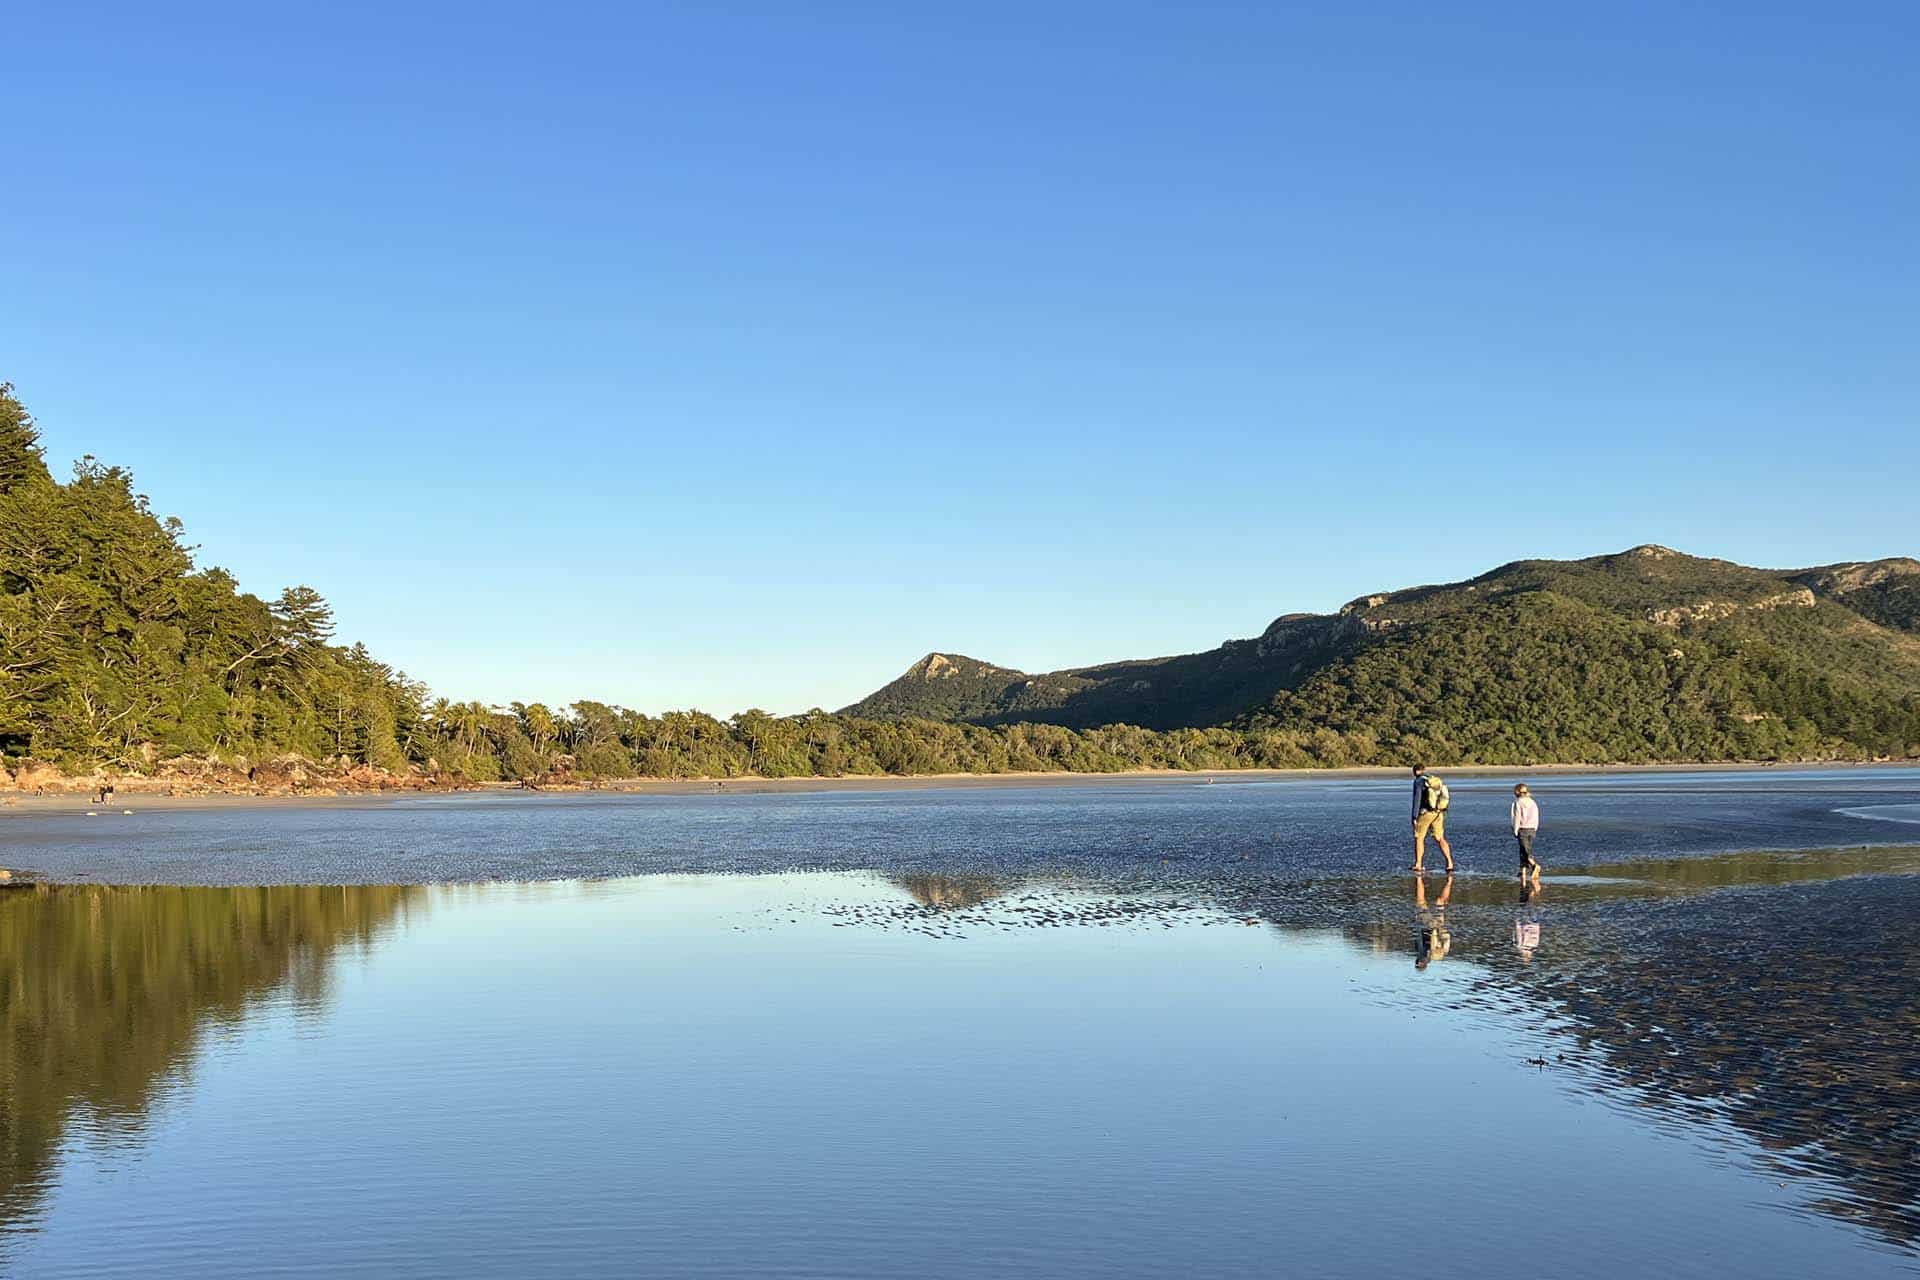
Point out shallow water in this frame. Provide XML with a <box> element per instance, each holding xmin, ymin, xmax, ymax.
<box><xmin>4</xmin><ymin>766</ymin><xmax>1918</xmax><ymax>885</ymax></box>
<box><xmin>1839</xmin><ymin>802</ymin><xmax>1920</xmax><ymax>826</ymax></box>
<box><xmin>2</xmin><ymin>769</ymin><xmax>1918</xmax><ymax>1276</ymax></box>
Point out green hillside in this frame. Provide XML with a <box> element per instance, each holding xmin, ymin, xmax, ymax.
<box><xmin>841</xmin><ymin>613</ymin><xmax>1354</xmax><ymax>731</ymax></box>
<box><xmin>1790</xmin><ymin>559</ymin><xmax>1920</xmax><ymax>634</ymax></box>
<box><xmin>844</xmin><ymin>653</ymin><xmax>1059</xmax><ymax>723</ymax></box>
<box><xmin>1248</xmin><ymin>591</ymin><xmax>1916</xmax><ymax>763</ymax></box>
<box><xmin>846</xmin><ymin>544</ymin><xmax>1920</xmax><ymax>761</ymax></box>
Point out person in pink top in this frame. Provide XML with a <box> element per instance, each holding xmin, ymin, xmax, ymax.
<box><xmin>1511</xmin><ymin>783</ymin><xmax>1542</xmax><ymax>881</ymax></box>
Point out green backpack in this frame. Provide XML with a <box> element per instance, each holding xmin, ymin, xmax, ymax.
<box><xmin>1422</xmin><ymin>774</ymin><xmax>1451</xmax><ymax>812</ymax></box>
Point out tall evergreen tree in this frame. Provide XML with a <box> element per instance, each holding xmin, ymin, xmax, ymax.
<box><xmin>0</xmin><ymin>383</ymin><xmax>50</xmax><ymax>494</ymax></box>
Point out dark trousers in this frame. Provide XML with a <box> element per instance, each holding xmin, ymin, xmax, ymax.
<box><xmin>1516</xmin><ymin>828</ymin><xmax>1538</xmax><ymax>867</ymax></box>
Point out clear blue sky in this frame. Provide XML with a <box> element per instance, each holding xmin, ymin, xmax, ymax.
<box><xmin>4</xmin><ymin>3</ymin><xmax>1914</xmax><ymax>715</ymax></box>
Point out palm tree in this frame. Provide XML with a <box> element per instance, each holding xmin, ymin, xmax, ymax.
<box><xmin>455</xmin><ymin>701</ymin><xmax>490</xmax><ymax>757</ymax></box>
<box><xmin>519</xmin><ymin>702</ymin><xmax>556</xmax><ymax>755</ymax></box>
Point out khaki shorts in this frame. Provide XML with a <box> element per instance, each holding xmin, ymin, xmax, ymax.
<box><xmin>1414</xmin><ymin>811</ymin><xmax>1447</xmax><ymax>840</ymax></box>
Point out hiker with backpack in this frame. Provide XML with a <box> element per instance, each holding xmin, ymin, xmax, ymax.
<box><xmin>1410</xmin><ymin>764</ymin><xmax>1454</xmax><ymax>873</ymax></box>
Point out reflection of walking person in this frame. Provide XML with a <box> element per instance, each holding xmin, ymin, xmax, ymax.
<box><xmin>1410</xmin><ymin>765</ymin><xmax>1454</xmax><ymax>873</ymax></box>
<box><xmin>1511</xmin><ymin>783</ymin><xmax>1541</xmax><ymax>881</ymax></box>
<box><xmin>1513</xmin><ymin>879</ymin><xmax>1542</xmax><ymax>960</ymax></box>
<box><xmin>1415</xmin><ymin>873</ymin><xmax>1452</xmax><ymax>970</ymax></box>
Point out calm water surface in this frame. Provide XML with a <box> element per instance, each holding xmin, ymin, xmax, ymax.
<box><xmin>2</xmin><ymin>768</ymin><xmax>1917</xmax><ymax>1277</ymax></box>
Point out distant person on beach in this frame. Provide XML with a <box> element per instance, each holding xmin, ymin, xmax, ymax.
<box><xmin>1511</xmin><ymin>783</ymin><xmax>1541</xmax><ymax>881</ymax></box>
<box><xmin>1410</xmin><ymin>765</ymin><xmax>1454</xmax><ymax>873</ymax></box>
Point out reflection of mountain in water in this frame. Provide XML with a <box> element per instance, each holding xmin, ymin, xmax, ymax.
<box><xmin>0</xmin><ymin>884</ymin><xmax>420</xmax><ymax>1243</ymax></box>
<box><xmin>892</xmin><ymin>875</ymin><xmax>1008</xmax><ymax>910</ymax></box>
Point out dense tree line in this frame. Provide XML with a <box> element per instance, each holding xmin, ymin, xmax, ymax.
<box><xmin>0</xmin><ymin>385</ymin><xmax>423</xmax><ymax>771</ymax></box>
<box><xmin>2</xmin><ymin>383</ymin><xmax>1913</xmax><ymax>782</ymax></box>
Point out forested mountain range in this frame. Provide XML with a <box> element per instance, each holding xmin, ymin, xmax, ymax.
<box><xmin>3</xmin><ymin>379</ymin><xmax>1916</xmax><ymax>783</ymax></box>
<box><xmin>845</xmin><ymin>546</ymin><xmax>1920</xmax><ymax>763</ymax></box>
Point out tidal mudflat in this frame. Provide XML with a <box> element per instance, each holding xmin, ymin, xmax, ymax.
<box><xmin>2</xmin><ymin>769</ymin><xmax>1917</xmax><ymax>1277</ymax></box>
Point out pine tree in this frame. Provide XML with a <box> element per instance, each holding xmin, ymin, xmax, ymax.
<box><xmin>0</xmin><ymin>383</ymin><xmax>50</xmax><ymax>493</ymax></box>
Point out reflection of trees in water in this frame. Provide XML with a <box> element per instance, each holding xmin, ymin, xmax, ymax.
<box><xmin>892</xmin><ymin>875</ymin><xmax>1007</xmax><ymax>910</ymax></box>
<box><xmin>1226</xmin><ymin>857</ymin><xmax>1920</xmax><ymax>1254</ymax></box>
<box><xmin>0</xmin><ymin>884</ymin><xmax>421</xmax><ymax>1240</ymax></box>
